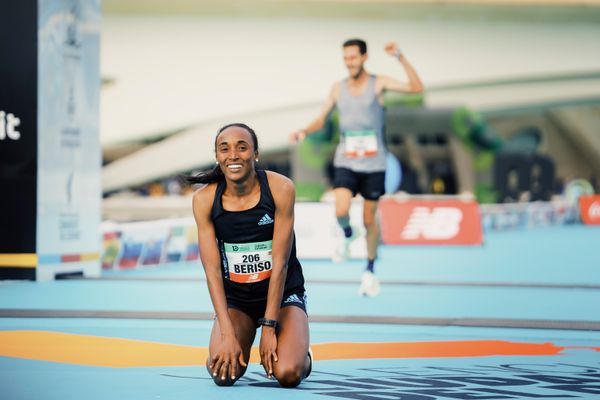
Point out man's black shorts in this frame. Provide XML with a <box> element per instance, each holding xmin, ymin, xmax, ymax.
<box><xmin>333</xmin><ymin>167</ymin><xmax>385</xmax><ymax>201</ymax></box>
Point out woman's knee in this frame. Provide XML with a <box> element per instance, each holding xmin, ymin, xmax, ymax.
<box><xmin>212</xmin><ymin>376</ymin><xmax>237</xmax><ymax>386</ymax></box>
<box><xmin>274</xmin><ymin>362</ymin><xmax>304</xmax><ymax>388</ymax></box>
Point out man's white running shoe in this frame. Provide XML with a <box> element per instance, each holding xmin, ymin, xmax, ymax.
<box><xmin>332</xmin><ymin>227</ymin><xmax>358</xmax><ymax>263</ymax></box>
<box><xmin>358</xmin><ymin>271</ymin><xmax>380</xmax><ymax>297</ymax></box>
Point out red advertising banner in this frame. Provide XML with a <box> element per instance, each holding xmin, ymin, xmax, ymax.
<box><xmin>579</xmin><ymin>195</ymin><xmax>600</xmax><ymax>225</ymax></box>
<box><xmin>379</xmin><ymin>199</ymin><xmax>483</xmax><ymax>245</ymax></box>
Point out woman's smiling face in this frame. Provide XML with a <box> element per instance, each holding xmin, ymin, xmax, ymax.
<box><xmin>215</xmin><ymin>125</ymin><xmax>258</xmax><ymax>183</ymax></box>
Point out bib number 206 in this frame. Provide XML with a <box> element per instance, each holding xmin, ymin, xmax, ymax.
<box><xmin>242</xmin><ymin>254</ymin><xmax>260</xmax><ymax>263</ymax></box>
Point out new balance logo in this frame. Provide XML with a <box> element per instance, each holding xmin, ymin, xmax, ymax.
<box><xmin>258</xmin><ymin>213</ymin><xmax>274</xmax><ymax>226</ymax></box>
<box><xmin>589</xmin><ymin>202</ymin><xmax>600</xmax><ymax>219</ymax></box>
<box><xmin>401</xmin><ymin>207</ymin><xmax>463</xmax><ymax>240</ymax></box>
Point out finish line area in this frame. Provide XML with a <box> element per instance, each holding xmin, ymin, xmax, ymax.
<box><xmin>1</xmin><ymin>225</ymin><xmax>599</xmax><ymax>400</ymax></box>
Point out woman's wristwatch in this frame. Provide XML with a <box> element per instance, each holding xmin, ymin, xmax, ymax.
<box><xmin>258</xmin><ymin>318</ymin><xmax>279</xmax><ymax>330</ymax></box>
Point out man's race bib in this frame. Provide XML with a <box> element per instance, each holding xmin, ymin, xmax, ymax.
<box><xmin>344</xmin><ymin>129</ymin><xmax>378</xmax><ymax>158</ymax></box>
<box><xmin>224</xmin><ymin>240</ymin><xmax>272</xmax><ymax>283</ymax></box>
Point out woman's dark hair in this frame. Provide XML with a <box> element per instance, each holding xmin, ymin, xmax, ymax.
<box><xmin>343</xmin><ymin>38</ymin><xmax>367</xmax><ymax>55</ymax></box>
<box><xmin>183</xmin><ymin>123</ymin><xmax>259</xmax><ymax>185</ymax></box>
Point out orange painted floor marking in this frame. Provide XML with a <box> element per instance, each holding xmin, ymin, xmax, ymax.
<box><xmin>0</xmin><ymin>330</ymin><xmax>597</xmax><ymax>368</ymax></box>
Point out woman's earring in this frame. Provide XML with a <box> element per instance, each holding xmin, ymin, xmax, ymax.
<box><xmin>255</xmin><ymin>159</ymin><xmax>259</xmax><ymax>162</ymax></box>
<box><xmin>215</xmin><ymin>161</ymin><xmax>218</xmax><ymax>165</ymax></box>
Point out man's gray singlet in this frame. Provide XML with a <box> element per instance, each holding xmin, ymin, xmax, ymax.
<box><xmin>334</xmin><ymin>75</ymin><xmax>386</xmax><ymax>172</ymax></box>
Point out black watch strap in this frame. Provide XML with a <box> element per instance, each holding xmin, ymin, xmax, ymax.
<box><xmin>258</xmin><ymin>318</ymin><xmax>279</xmax><ymax>329</ymax></box>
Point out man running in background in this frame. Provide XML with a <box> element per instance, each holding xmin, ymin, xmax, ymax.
<box><xmin>291</xmin><ymin>38</ymin><xmax>424</xmax><ymax>297</ymax></box>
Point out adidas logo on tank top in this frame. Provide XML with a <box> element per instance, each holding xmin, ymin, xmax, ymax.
<box><xmin>258</xmin><ymin>213</ymin><xmax>274</xmax><ymax>226</ymax></box>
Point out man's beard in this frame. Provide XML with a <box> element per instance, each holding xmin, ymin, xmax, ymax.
<box><xmin>350</xmin><ymin>66</ymin><xmax>364</xmax><ymax>80</ymax></box>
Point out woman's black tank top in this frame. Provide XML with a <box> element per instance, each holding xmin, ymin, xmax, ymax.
<box><xmin>211</xmin><ymin>170</ymin><xmax>305</xmax><ymax>303</ymax></box>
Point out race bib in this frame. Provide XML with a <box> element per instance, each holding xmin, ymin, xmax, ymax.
<box><xmin>224</xmin><ymin>240</ymin><xmax>273</xmax><ymax>283</ymax></box>
<box><xmin>344</xmin><ymin>129</ymin><xmax>378</xmax><ymax>158</ymax></box>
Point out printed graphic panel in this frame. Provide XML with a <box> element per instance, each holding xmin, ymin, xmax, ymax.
<box><xmin>36</xmin><ymin>0</ymin><xmax>101</xmax><ymax>276</ymax></box>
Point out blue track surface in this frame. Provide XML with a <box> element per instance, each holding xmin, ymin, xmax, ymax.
<box><xmin>1</xmin><ymin>225</ymin><xmax>599</xmax><ymax>400</ymax></box>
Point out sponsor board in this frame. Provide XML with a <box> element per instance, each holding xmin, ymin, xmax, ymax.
<box><xmin>100</xmin><ymin>196</ymin><xmax>589</xmax><ymax>267</ymax></box>
<box><xmin>579</xmin><ymin>195</ymin><xmax>600</xmax><ymax>225</ymax></box>
<box><xmin>379</xmin><ymin>199</ymin><xmax>483</xmax><ymax>245</ymax></box>
<box><xmin>480</xmin><ymin>200</ymin><xmax>578</xmax><ymax>231</ymax></box>
<box><xmin>100</xmin><ymin>218</ymin><xmax>198</xmax><ymax>270</ymax></box>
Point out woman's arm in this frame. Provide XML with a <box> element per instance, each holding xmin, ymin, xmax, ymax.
<box><xmin>192</xmin><ymin>186</ymin><xmax>233</xmax><ymax>335</ymax></box>
<box><xmin>263</xmin><ymin>172</ymin><xmax>296</xmax><ymax>322</ymax></box>
<box><xmin>260</xmin><ymin>171</ymin><xmax>296</xmax><ymax>377</ymax></box>
<box><xmin>192</xmin><ymin>185</ymin><xmax>246</xmax><ymax>379</ymax></box>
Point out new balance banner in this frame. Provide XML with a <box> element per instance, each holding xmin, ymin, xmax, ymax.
<box><xmin>379</xmin><ymin>199</ymin><xmax>483</xmax><ymax>245</ymax></box>
<box><xmin>579</xmin><ymin>195</ymin><xmax>600</xmax><ymax>225</ymax></box>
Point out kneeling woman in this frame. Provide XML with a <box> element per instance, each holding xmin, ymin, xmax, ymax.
<box><xmin>190</xmin><ymin>123</ymin><xmax>311</xmax><ymax>388</ymax></box>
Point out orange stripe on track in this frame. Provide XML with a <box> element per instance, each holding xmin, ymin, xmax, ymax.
<box><xmin>0</xmin><ymin>330</ymin><xmax>207</xmax><ymax>368</ymax></box>
<box><xmin>1</xmin><ymin>331</ymin><xmax>597</xmax><ymax>368</ymax></box>
<box><xmin>315</xmin><ymin>341</ymin><xmax>567</xmax><ymax>360</ymax></box>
